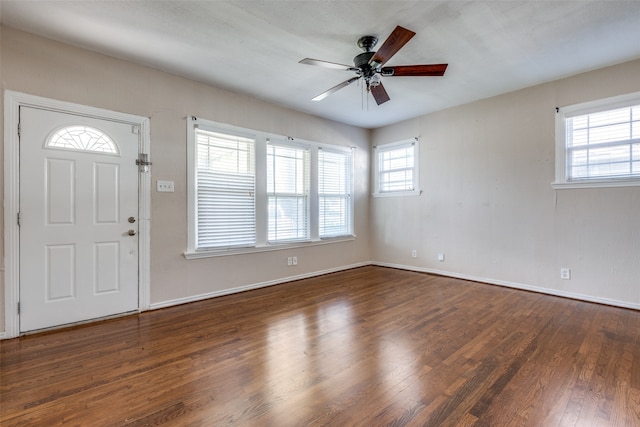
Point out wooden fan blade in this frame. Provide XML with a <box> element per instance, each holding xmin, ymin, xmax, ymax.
<box><xmin>384</xmin><ymin>64</ymin><xmax>448</xmax><ymax>77</ymax></box>
<box><xmin>369</xmin><ymin>26</ymin><xmax>416</xmax><ymax>67</ymax></box>
<box><xmin>299</xmin><ymin>58</ymin><xmax>354</xmax><ymax>71</ymax></box>
<box><xmin>312</xmin><ymin>77</ymin><xmax>360</xmax><ymax>101</ymax></box>
<box><xmin>370</xmin><ymin>83</ymin><xmax>390</xmax><ymax>105</ymax></box>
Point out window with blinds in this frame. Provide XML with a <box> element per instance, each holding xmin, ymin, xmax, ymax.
<box><xmin>319</xmin><ymin>149</ymin><xmax>352</xmax><ymax>238</ymax></box>
<box><xmin>374</xmin><ymin>139</ymin><xmax>420</xmax><ymax>196</ymax></box>
<box><xmin>187</xmin><ymin>117</ymin><xmax>355</xmax><ymax>256</ymax></box>
<box><xmin>566</xmin><ymin>105</ymin><xmax>640</xmax><ymax>180</ymax></box>
<box><xmin>195</xmin><ymin>128</ymin><xmax>255</xmax><ymax>249</ymax></box>
<box><xmin>267</xmin><ymin>144</ymin><xmax>310</xmax><ymax>242</ymax></box>
<box><xmin>554</xmin><ymin>92</ymin><xmax>640</xmax><ymax>189</ymax></box>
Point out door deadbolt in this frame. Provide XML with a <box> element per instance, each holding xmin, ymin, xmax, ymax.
<box><xmin>128</xmin><ymin>216</ymin><xmax>136</xmax><ymax>223</ymax></box>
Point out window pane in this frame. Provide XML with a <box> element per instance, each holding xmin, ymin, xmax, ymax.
<box><xmin>569</xmin><ymin>128</ymin><xmax>588</xmax><ymax>147</ymax></box>
<box><xmin>587</xmin><ymin>107</ymin><xmax>630</xmax><ymax>128</ymax></box>
<box><xmin>380</xmin><ymin>169</ymin><xmax>414</xmax><ymax>192</ymax></box>
<box><xmin>588</xmin><ymin>122</ymin><xmax>630</xmax><ymax>145</ymax></box>
<box><xmin>268</xmin><ymin>196</ymin><xmax>308</xmax><ymax>241</ymax></box>
<box><xmin>47</xmin><ymin>125</ymin><xmax>119</xmax><ymax>154</ymax></box>
<box><xmin>320</xmin><ymin>196</ymin><xmax>349</xmax><ymax>237</ymax></box>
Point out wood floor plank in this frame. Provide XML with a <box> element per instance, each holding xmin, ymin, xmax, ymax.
<box><xmin>2</xmin><ymin>266</ymin><xmax>639</xmax><ymax>426</ymax></box>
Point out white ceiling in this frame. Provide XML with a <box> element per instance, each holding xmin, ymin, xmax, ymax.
<box><xmin>2</xmin><ymin>1</ymin><xmax>640</xmax><ymax>129</ymax></box>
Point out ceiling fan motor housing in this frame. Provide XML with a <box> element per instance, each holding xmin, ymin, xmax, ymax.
<box><xmin>354</xmin><ymin>36</ymin><xmax>379</xmax><ymax>79</ymax></box>
<box><xmin>354</xmin><ymin>51</ymin><xmax>375</xmax><ymax>69</ymax></box>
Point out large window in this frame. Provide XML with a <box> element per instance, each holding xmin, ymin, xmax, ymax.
<box><xmin>187</xmin><ymin>117</ymin><xmax>354</xmax><ymax>256</ymax></box>
<box><xmin>373</xmin><ymin>138</ymin><xmax>420</xmax><ymax>197</ymax></box>
<box><xmin>194</xmin><ymin>128</ymin><xmax>255</xmax><ymax>248</ymax></box>
<box><xmin>554</xmin><ymin>91</ymin><xmax>640</xmax><ymax>189</ymax></box>
<box><xmin>267</xmin><ymin>143</ymin><xmax>310</xmax><ymax>242</ymax></box>
<box><xmin>319</xmin><ymin>148</ymin><xmax>353</xmax><ymax>237</ymax></box>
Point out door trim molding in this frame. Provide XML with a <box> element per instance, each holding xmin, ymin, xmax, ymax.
<box><xmin>3</xmin><ymin>90</ymin><xmax>151</xmax><ymax>339</ymax></box>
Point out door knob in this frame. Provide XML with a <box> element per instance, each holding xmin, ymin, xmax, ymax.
<box><xmin>128</xmin><ymin>230</ymin><xmax>137</xmax><ymax>236</ymax></box>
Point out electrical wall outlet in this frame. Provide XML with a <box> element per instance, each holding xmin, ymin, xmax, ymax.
<box><xmin>292</xmin><ymin>256</ymin><xmax>298</xmax><ymax>265</ymax></box>
<box><xmin>411</xmin><ymin>250</ymin><xmax>417</xmax><ymax>258</ymax></box>
<box><xmin>560</xmin><ymin>268</ymin><xmax>571</xmax><ymax>280</ymax></box>
<box><xmin>287</xmin><ymin>257</ymin><xmax>292</xmax><ymax>266</ymax></box>
<box><xmin>437</xmin><ymin>253</ymin><xmax>445</xmax><ymax>262</ymax></box>
<box><xmin>157</xmin><ymin>180</ymin><xmax>175</xmax><ymax>192</ymax></box>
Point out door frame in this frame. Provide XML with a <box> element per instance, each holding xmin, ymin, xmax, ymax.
<box><xmin>3</xmin><ymin>90</ymin><xmax>151</xmax><ymax>339</ymax></box>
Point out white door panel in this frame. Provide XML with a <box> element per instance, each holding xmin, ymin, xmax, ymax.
<box><xmin>20</xmin><ymin>106</ymin><xmax>139</xmax><ymax>332</ymax></box>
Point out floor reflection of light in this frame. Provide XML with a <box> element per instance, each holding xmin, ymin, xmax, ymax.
<box><xmin>265</xmin><ymin>312</ymin><xmax>310</xmax><ymax>424</ymax></box>
<box><xmin>262</xmin><ymin>300</ymin><xmax>357</xmax><ymax>424</ymax></box>
<box><xmin>316</xmin><ymin>301</ymin><xmax>356</xmax><ymax>374</ymax></box>
<box><xmin>376</xmin><ymin>332</ymin><xmax>429</xmax><ymax>411</ymax></box>
<box><xmin>266</xmin><ymin>312</ymin><xmax>309</xmax><ymax>384</ymax></box>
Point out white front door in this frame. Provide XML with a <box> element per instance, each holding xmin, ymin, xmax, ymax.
<box><xmin>19</xmin><ymin>106</ymin><xmax>140</xmax><ymax>332</ymax></box>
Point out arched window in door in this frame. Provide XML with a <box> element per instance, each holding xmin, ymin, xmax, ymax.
<box><xmin>46</xmin><ymin>125</ymin><xmax>119</xmax><ymax>155</ymax></box>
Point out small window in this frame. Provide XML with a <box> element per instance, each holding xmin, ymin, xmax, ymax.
<box><xmin>373</xmin><ymin>138</ymin><xmax>420</xmax><ymax>197</ymax></box>
<box><xmin>554</xmin><ymin>92</ymin><xmax>640</xmax><ymax>189</ymax></box>
<box><xmin>47</xmin><ymin>125</ymin><xmax>119</xmax><ymax>154</ymax></box>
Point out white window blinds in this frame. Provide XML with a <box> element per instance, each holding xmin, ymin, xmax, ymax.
<box><xmin>267</xmin><ymin>143</ymin><xmax>310</xmax><ymax>242</ymax></box>
<box><xmin>195</xmin><ymin>129</ymin><xmax>255</xmax><ymax>249</ymax></box>
<box><xmin>566</xmin><ymin>104</ymin><xmax>640</xmax><ymax>180</ymax></box>
<box><xmin>319</xmin><ymin>148</ymin><xmax>352</xmax><ymax>238</ymax></box>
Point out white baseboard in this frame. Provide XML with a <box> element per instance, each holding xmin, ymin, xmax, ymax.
<box><xmin>4</xmin><ymin>260</ymin><xmax>636</xmax><ymax>339</ymax></box>
<box><xmin>149</xmin><ymin>261</ymin><xmax>371</xmax><ymax>310</ymax></box>
<box><xmin>150</xmin><ymin>260</ymin><xmax>640</xmax><ymax>312</ymax></box>
<box><xmin>372</xmin><ymin>261</ymin><xmax>640</xmax><ymax>311</ymax></box>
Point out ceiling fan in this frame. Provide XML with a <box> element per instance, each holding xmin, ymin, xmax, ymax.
<box><xmin>299</xmin><ymin>26</ymin><xmax>448</xmax><ymax>105</ymax></box>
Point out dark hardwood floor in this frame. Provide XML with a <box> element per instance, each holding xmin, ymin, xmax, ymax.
<box><xmin>1</xmin><ymin>266</ymin><xmax>639</xmax><ymax>426</ymax></box>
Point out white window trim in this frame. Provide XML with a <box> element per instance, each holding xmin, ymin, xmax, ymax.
<box><xmin>186</xmin><ymin>116</ymin><xmax>355</xmax><ymax>259</ymax></box>
<box><xmin>552</xmin><ymin>91</ymin><xmax>640</xmax><ymax>190</ymax></box>
<box><xmin>373</xmin><ymin>137</ymin><xmax>421</xmax><ymax>197</ymax></box>
<box><xmin>184</xmin><ymin>235</ymin><xmax>356</xmax><ymax>259</ymax></box>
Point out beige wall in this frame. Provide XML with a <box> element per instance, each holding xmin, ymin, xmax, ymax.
<box><xmin>0</xmin><ymin>27</ymin><xmax>371</xmax><ymax>333</ymax></box>
<box><xmin>371</xmin><ymin>59</ymin><xmax>640</xmax><ymax>308</ymax></box>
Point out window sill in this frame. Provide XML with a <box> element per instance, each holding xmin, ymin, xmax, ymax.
<box><xmin>372</xmin><ymin>189</ymin><xmax>422</xmax><ymax>198</ymax></box>
<box><xmin>184</xmin><ymin>235</ymin><xmax>356</xmax><ymax>259</ymax></box>
<box><xmin>552</xmin><ymin>178</ymin><xmax>640</xmax><ymax>190</ymax></box>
